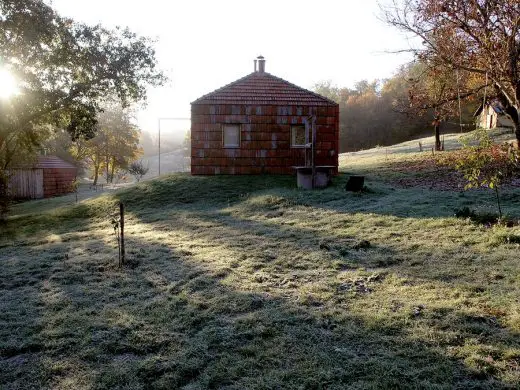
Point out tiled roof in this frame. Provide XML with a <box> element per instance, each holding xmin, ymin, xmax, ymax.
<box><xmin>192</xmin><ymin>72</ymin><xmax>337</xmax><ymax>106</ymax></box>
<box><xmin>35</xmin><ymin>156</ymin><xmax>76</xmax><ymax>169</ymax></box>
<box><xmin>473</xmin><ymin>99</ymin><xmax>507</xmax><ymax>117</ymax></box>
<box><xmin>10</xmin><ymin>156</ymin><xmax>77</xmax><ymax>170</ymax></box>
<box><xmin>490</xmin><ymin>101</ymin><xmax>505</xmax><ymax>114</ymax></box>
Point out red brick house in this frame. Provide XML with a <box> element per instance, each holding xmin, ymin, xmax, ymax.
<box><xmin>191</xmin><ymin>56</ymin><xmax>339</xmax><ymax>175</ymax></box>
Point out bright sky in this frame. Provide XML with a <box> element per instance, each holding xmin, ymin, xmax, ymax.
<box><xmin>51</xmin><ymin>0</ymin><xmax>413</xmax><ymax>139</ymax></box>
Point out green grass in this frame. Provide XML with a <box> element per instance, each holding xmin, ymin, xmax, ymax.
<box><xmin>1</xmin><ymin>134</ymin><xmax>520</xmax><ymax>389</ymax></box>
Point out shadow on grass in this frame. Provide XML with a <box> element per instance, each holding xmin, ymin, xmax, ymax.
<box><xmin>3</xmin><ymin>173</ymin><xmax>518</xmax><ymax>245</ymax></box>
<box><xmin>121</xmin><ymin>213</ymin><xmax>520</xmax><ymax>385</ymax></box>
<box><xmin>1</xmin><ymin>227</ymin><xmax>516</xmax><ymax>389</ymax></box>
<box><xmin>0</xmin><ymin>174</ymin><xmax>295</xmax><ymax>241</ymax></box>
<box><xmin>116</xmin><ymin>174</ymin><xmax>296</xmax><ymax>209</ymax></box>
<box><xmin>2</xmin><ymin>174</ymin><xmax>520</xmax><ymax>387</ymax></box>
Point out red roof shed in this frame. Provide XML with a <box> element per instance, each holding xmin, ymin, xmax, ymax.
<box><xmin>8</xmin><ymin>156</ymin><xmax>77</xmax><ymax>199</ymax></box>
<box><xmin>191</xmin><ymin>57</ymin><xmax>339</xmax><ymax>175</ymax></box>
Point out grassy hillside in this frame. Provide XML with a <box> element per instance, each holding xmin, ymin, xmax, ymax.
<box><xmin>1</xmin><ymin>131</ymin><xmax>520</xmax><ymax>389</ymax></box>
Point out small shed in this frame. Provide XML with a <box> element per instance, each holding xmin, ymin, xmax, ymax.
<box><xmin>474</xmin><ymin>100</ymin><xmax>514</xmax><ymax>129</ymax></box>
<box><xmin>190</xmin><ymin>56</ymin><xmax>339</xmax><ymax>175</ymax></box>
<box><xmin>8</xmin><ymin>156</ymin><xmax>77</xmax><ymax>199</ymax></box>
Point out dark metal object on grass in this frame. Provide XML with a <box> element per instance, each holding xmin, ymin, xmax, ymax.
<box><xmin>345</xmin><ymin>176</ymin><xmax>365</xmax><ymax>192</ymax></box>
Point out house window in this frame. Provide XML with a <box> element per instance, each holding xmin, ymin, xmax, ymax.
<box><xmin>291</xmin><ymin>125</ymin><xmax>307</xmax><ymax>148</ymax></box>
<box><xmin>223</xmin><ymin>124</ymin><xmax>240</xmax><ymax>148</ymax></box>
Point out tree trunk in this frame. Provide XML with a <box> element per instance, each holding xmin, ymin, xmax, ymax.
<box><xmin>434</xmin><ymin>123</ymin><xmax>441</xmax><ymax>151</ymax></box>
<box><xmin>105</xmin><ymin>157</ymin><xmax>110</xmax><ymax>184</ymax></box>
<box><xmin>513</xmin><ymin>112</ymin><xmax>520</xmax><ymax>149</ymax></box>
<box><xmin>503</xmin><ymin>105</ymin><xmax>520</xmax><ymax>148</ymax></box>
<box><xmin>497</xmin><ymin>90</ymin><xmax>519</xmax><ymax>148</ymax></box>
<box><xmin>93</xmin><ymin>163</ymin><xmax>100</xmax><ymax>186</ymax></box>
<box><xmin>110</xmin><ymin>159</ymin><xmax>116</xmax><ymax>184</ymax></box>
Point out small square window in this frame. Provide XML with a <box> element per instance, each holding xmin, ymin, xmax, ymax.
<box><xmin>291</xmin><ymin>125</ymin><xmax>307</xmax><ymax>148</ymax></box>
<box><xmin>223</xmin><ymin>124</ymin><xmax>240</xmax><ymax>148</ymax></box>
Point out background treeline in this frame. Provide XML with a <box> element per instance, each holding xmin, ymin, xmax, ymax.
<box><xmin>41</xmin><ymin>105</ymin><xmax>143</xmax><ymax>184</ymax></box>
<box><xmin>315</xmin><ymin>63</ymin><xmax>478</xmax><ymax>152</ymax></box>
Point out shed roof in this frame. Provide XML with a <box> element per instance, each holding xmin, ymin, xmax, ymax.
<box><xmin>10</xmin><ymin>155</ymin><xmax>77</xmax><ymax>170</ymax></box>
<box><xmin>35</xmin><ymin>156</ymin><xmax>76</xmax><ymax>169</ymax></box>
<box><xmin>473</xmin><ymin>100</ymin><xmax>507</xmax><ymax>117</ymax></box>
<box><xmin>192</xmin><ymin>71</ymin><xmax>337</xmax><ymax>106</ymax></box>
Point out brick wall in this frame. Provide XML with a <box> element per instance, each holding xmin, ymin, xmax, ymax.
<box><xmin>43</xmin><ymin>168</ymin><xmax>77</xmax><ymax>197</ymax></box>
<box><xmin>191</xmin><ymin>104</ymin><xmax>339</xmax><ymax>175</ymax></box>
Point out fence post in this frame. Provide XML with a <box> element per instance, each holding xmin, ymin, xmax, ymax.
<box><xmin>119</xmin><ymin>202</ymin><xmax>125</xmax><ymax>265</ymax></box>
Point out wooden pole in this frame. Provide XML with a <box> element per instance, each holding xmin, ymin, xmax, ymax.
<box><xmin>119</xmin><ymin>202</ymin><xmax>125</xmax><ymax>265</ymax></box>
<box><xmin>158</xmin><ymin>119</ymin><xmax>161</xmax><ymax>176</ymax></box>
<box><xmin>311</xmin><ymin>116</ymin><xmax>316</xmax><ymax>189</ymax></box>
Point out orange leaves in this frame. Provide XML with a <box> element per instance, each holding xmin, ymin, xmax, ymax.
<box><xmin>384</xmin><ymin>0</ymin><xmax>520</xmax><ymax>135</ymax></box>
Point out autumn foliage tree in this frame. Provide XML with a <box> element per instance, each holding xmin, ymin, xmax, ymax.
<box><xmin>396</xmin><ymin>62</ymin><xmax>478</xmax><ymax>150</ymax></box>
<box><xmin>313</xmin><ymin>64</ymin><xmax>477</xmax><ymax>152</ymax></box>
<box><xmin>71</xmin><ymin>106</ymin><xmax>143</xmax><ymax>185</ymax></box>
<box><xmin>383</xmin><ymin>0</ymin><xmax>520</xmax><ymax>147</ymax></box>
<box><xmin>314</xmin><ymin>80</ymin><xmax>405</xmax><ymax>152</ymax></box>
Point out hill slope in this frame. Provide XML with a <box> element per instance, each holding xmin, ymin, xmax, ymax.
<box><xmin>1</xmin><ymin>133</ymin><xmax>520</xmax><ymax>389</ymax></box>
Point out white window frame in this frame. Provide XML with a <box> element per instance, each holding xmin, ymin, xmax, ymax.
<box><xmin>222</xmin><ymin>124</ymin><xmax>241</xmax><ymax>148</ymax></box>
<box><xmin>290</xmin><ymin>125</ymin><xmax>307</xmax><ymax>148</ymax></box>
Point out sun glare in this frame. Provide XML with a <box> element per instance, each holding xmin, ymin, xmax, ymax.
<box><xmin>0</xmin><ymin>68</ymin><xmax>20</xmax><ymax>99</ymax></box>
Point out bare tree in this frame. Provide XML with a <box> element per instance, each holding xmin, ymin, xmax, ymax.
<box><xmin>382</xmin><ymin>0</ymin><xmax>520</xmax><ymax>146</ymax></box>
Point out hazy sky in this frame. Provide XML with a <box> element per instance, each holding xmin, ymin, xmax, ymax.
<box><xmin>51</xmin><ymin>0</ymin><xmax>413</xmax><ymax>138</ymax></box>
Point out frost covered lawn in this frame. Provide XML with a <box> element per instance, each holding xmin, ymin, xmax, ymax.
<box><xmin>2</xmin><ymin>135</ymin><xmax>520</xmax><ymax>389</ymax></box>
